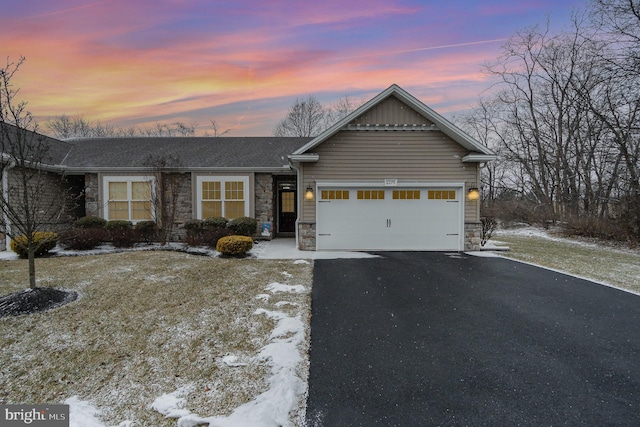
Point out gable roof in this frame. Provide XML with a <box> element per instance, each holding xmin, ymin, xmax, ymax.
<box><xmin>290</xmin><ymin>84</ymin><xmax>496</xmax><ymax>163</ymax></box>
<box><xmin>60</xmin><ymin>137</ymin><xmax>312</xmax><ymax>172</ymax></box>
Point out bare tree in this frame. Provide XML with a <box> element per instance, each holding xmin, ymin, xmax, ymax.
<box><xmin>274</xmin><ymin>94</ymin><xmax>362</xmax><ymax>137</ymax></box>
<box><xmin>46</xmin><ymin>114</ymin><xmax>115</xmax><ymax>139</ymax></box>
<box><xmin>273</xmin><ymin>95</ymin><xmax>327</xmax><ymax>137</ymax></box>
<box><xmin>143</xmin><ymin>153</ymin><xmax>183</xmax><ymax>245</ymax></box>
<box><xmin>1</xmin><ymin>57</ymin><xmax>71</xmax><ymax>288</ymax></box>
<box><xmin>202</xmin><ymin>119</ymin><xmax>231</xmax><ymax>137</ymax></box>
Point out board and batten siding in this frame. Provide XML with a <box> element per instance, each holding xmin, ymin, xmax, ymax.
<box><xmin>300</xmin><ymin>130</ymin><xmax>480</xmax><ymax>222</ymax></box>
<box><xmin>351</xmin><ymin>95</ymin><xmax>434</xmax><ymax>126</ymax></box>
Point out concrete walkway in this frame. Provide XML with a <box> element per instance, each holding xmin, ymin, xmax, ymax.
<box><xmin>252</xmin><ymin>238</ymin><xmax>379</xmax><ymax>260</ymax></box>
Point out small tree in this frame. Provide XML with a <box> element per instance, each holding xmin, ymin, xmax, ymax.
<box><xmin>143</xmin><ymin>153</ymin><xmax>183</xmax><ymax>245</ymax></box>
<box><xmin>0</xmin><ymin>57</ymin><xmax>71</xmax><ymax>288</ymax></box>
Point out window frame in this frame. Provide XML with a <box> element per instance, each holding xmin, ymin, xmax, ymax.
<box><xmin>196</xmin><ymin>175</ymin><xmax>251</xmax><ymax>219</ymax></box>
<box><xmin>102</xmin><ymin>176</ymin><xmax>155</xmax><ymax>223</ymax></box>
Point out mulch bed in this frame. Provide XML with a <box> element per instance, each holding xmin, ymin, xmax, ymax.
<box><xmin>0</xmin><ymin>287</ymin><xmax>78</xmax><ymax>318</ymax></box>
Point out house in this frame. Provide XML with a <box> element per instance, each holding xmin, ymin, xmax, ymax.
<box><xmin>1</xmin><ymin>84</ymin><xmax>495</xmax><ymax>251</ymax></box>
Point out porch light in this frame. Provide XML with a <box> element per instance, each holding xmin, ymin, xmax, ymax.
<box><xmin>467</xmin><ymin>186</ymin><xmax>480</xmax><ymax>201</ymax></box>
<box><xmin>305</xmin><ymin>185</ymin><xmax>314</xmax><ymax>201</ymax></box>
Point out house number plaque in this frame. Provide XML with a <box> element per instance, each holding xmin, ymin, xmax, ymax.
<box><xmin>384</xmin><ymin>179</ymin><xmax>398</xmax><ymax>186</ymax></box>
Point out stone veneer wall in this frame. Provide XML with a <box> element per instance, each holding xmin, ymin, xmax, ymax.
<box><xmin>297</xmin><ymin>222</ymin><xmax>316</xmax><ymax>250</ymax></box>
<box><xmin>464</xmin><ymin>222</ymin><xmax>482</xmax><ymax>251</ymax></box>
<box><xmin>84</xmin><ymin>173</ymin><xmax>99</xmax><ymax>217</ymax></box>
<box><xmin>170</xmin><ymin>173</ymin><xmax>192</xmax><ymax>240</ymax></box>
<box><xmin>254</xmin><ymin>173</ymin><xmax>274</xmax><ymax>237</ymax></box>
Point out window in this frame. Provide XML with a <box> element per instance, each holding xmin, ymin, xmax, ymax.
<box><xmin>357</xmin><ymin>190</ymin><xmax>385</xmax><ymax>200</ymax></box>
<box><xmin>393</xmin><ymin>190</ymin><xmax>421</xmax><ymax>200</ymax></box>
<box><xmin>428</xmin><ymin>190</ymin><xmax>456</xmax><ymax>200</ymax></box>
<box><xmin>321</xmin><ymin>190</ymin><xmax>350</xmax><ymax>200</ymax></box>
<box><xmin>197</xmin><ymin>176</ymin><xmax>250</xmax><ymax>219</ymax></box>
<box><xmin>104</xmin><ymin>177</ymin><xmax>153</xmax><ymax>222</ymax></box>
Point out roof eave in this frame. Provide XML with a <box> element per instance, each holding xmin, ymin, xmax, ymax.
<box><xmin>462</xmin><ymin>154</ymin><xmax>497</xmax><ymax>163</ymax></box>
<box><xmin>288</xmin><ymin>154</ymin><xmax>319</xmax><ymax>162</ymax></box>
<box><xmin>62</xmin><ymin>165</ymin><xmax>292</xmax><ymax>174</ymax></box>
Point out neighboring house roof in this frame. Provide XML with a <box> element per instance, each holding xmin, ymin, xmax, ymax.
<box><xmin>60</xmin><ymin>137</ymin><xmax>312</xmax><ymax>172</ymax></box>
<box><xmin>0</xmin><ymin>122</ymin><xmax>74</xmax><ymax>167</ymax></box>
<box><xmin>290</xmin><ymin>84</ymin><xmax>496</xmax><ymax>163</ymax></box>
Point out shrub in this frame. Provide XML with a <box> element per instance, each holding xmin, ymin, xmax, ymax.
<box><xmin>216</xmin><ymin>235</ymin><xmax>253</xmax><ymax>256</ymax></box>
<box><xmin>480</xmin><ymin>215</ymin><xmax>497</xmax><ymax>247</ymax></box>
<box><xmin>184</xmin><ymin>227</ymin><xmax>232</xmax><ymax>248</ymax></box>
<box><xmin>184</xmin><ymin>219</ymin><xmax>203</xmax><ymax>237</ymax></box>
<box><xmin>58</xmin><ymin>228</ymin><xmax>107</xmax><ymax>251</ymax></box>
<box><xmin>227</xmin><ymin>217</ymin><xmax>258</xmax><ymax>236</ymax></box>
<box><xmin>11</xmin><ymin>232</ymin><xmax>59</xmax><ymax>258</ymax></box>
<box><xmin>74</xmin><ymin>216</ymin><xmax>107</xmax><ymax>229</ymax></box>
<box><xmin>203</xmin><ymin>217</ymin><xmax>228</xmax><ymax>229</ymax></box>
<box><xmin>105</xmin><ymin>220</ymin><xmax>133</xmax><ymax>231</ymax></box>
<box><xmin>135</xmin><ymin>221</ymin><xmax>158</xmax><ymax>243</ymax></box>
<box><xmin>105</xmin><ymin>220</ymin><xmax>138</xmax><ymax>247</ymax></box>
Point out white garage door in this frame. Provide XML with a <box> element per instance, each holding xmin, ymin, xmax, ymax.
<box><xmin>316</xmin><ymin>186</ymin><xmax>463</xmax><ymax>251</ymax></box>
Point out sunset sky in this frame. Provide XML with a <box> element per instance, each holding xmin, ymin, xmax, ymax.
<box><xmin>2</xmin><ymin>0</ymin><xmax>584</xmax><ymax>136</ymax></box>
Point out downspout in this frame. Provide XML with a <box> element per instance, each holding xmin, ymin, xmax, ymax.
<box><xmin>2</xmin><ymin>159</ymin><xmax>15</xmax><ymax>251</ymax></box>
<box><xmin>289</xmin><ymin>159</ymin><xmax>302</xmax><ymax>250</ymax></box>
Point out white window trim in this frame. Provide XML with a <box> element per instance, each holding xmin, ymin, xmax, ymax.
<box><xmin>103</xmin><ymin>175</ymin><xmax>155</xmax><ymax>223</ymax></box>
<box><xmin>196</xmin><ymin>175</ymin><xmax>250</xmax><ymax>219</ymax></box>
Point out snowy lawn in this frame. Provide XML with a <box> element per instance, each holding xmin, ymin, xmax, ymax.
<box><xmin>491</xmin><ymin>228</ymin><xmax>640</xmax><ymax>293</ymax></box>
<box><xmin>0</xmin><ymin>251</ymin><xmax>312</xmax><ymax>426</ymax></box>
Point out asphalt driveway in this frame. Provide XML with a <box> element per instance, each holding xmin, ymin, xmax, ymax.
<box><xmin>306</xmin><ymin>252</ymin><xmax>640</xmax><ymax>426</ymax></box>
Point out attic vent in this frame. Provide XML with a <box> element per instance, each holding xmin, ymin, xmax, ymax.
<box><xmin>345</xmin><ymin>124</ymin><xmax>438</xmax><ymax>131</ymax></box>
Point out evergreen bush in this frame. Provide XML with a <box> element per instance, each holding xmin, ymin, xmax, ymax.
<box><xmin>216</xmin><ymin>235</ymin><xmax>253</xmax><ymax>256</ymax></box>
<box><xmin>203</xmin><ymin>217</ymin><xmax>228</xmax><ymax>229</ymax></box>
<box><xmin>11</xmin><ymin>232</ymin><xmax>58</xmax><ymax>258</ymax></box>
<box><xmin>74</xmin><ymin>216</ymin><xmax>107</xmax><ymax>229</ymax></box>
<box><xmin>227</xmin><ymin>217</ymin><xmax>258</xmax><ymax>236</ymax></box>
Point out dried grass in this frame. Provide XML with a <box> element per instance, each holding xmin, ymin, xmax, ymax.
<box><xmin>493</xmin><ymin>232</ymin><xmax>640</xmax><ymax>293</ymax></box>
<box><xmin>0</xmin><ymin>251</ymin><xmax>312</xmax><ymax>426</ymax></box>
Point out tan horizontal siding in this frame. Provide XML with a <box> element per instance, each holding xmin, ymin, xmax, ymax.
<box><xmin>301</xmin><ymin>131</ymin><xmax>479</xmax><ymax>222</ymax></box>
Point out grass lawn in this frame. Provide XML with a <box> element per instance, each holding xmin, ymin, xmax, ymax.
<box><xmin>492</xmin><ymin>229</ymin><xmax>640</xmax><ymax>294</ymax></box>
<box><xmin>0</xmin><ymin>251</ymin><xmax>312</xmax><ymax>426</ymax></box>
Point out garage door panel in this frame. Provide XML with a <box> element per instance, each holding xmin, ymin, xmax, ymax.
<box><xmin>316</xmin><ymin>187</ymin><xmax>462</xmax><ymax>251</ymax></box>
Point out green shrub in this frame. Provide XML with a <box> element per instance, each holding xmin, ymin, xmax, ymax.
<box><xmin>184</xmin><ymin>219</ymin><xmax>203</xmax><ymax>237</ymax></box>
<box><xmin>227</xmin><ymin>217</ymin><xmax>258</xmax><ymax>236</ymax></box>
<box><xmin>11</xmin><ymin>232</ymin><xmax>59</xmax><ymax>258</ymax></box>
<box><xmin>134</xmin><ymin>221</ymin><xmax>158</xmax><ymax>243</ymax></box>
<box><xmin>74</xmin><ymin>216</ymin><xmax>107</xmax><ymax>229</ymax></box>
<box><xmin>184</xmin><ymin>227</ymin><xmax>232</xmax><ymax>248</ymax></box>
<box><xmin>58</xmin><ymin>228</ymin><xmax>107</xmax><ymax>251</ymax></box>
<box><xmin>216</xmin><ymin>235</ymin><xmax>253</xmax><ymax>256</ymax></box>
<box><xmin>203</xmin><ymin>217</ymin><xmax>228</xmax><ymax>229</ymax></box>
<box><xmin>105</xmin><ymin>220</ymin><xmax>133</xmax><ymax>230</ymax></box>
<box><xmin>105</xmin><ymin>220</ymin><xmax>138</xmax><ymax>247</ymax></box>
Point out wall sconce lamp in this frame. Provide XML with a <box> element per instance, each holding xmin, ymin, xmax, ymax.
<box><xmin>304</xmin><ymin>185</ymin><xmax>314</xmax><ymax>201</ymax></box>
<box><xmin>467</xmin><ymin>185</ymin><xmax>480</xmax><ymax>201</ymax></box>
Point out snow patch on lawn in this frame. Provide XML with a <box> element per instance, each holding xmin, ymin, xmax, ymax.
<box><xmin>266</xmin><ymin>282</ymin><xmax>306</xmax><ymax>294</ymax></box>
<box><xmin>66</xmin><ymin>396</ymin><xmax>132</xmax><ymax>427</ymax></box>
<box><xmin>151</xmin><ymin>281</ymin><xmax>309</xmax><ymax>427</ymax></box>
<box><xmin>150</xmin><ymin>385</ymin><xmax>193</xmax><ymax>418</ymax></box>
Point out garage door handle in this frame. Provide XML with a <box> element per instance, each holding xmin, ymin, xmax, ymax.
<box><xmin>386</xmin><ymin>219</ymin><xmax>391</xmax><ymax>227</ymax></box>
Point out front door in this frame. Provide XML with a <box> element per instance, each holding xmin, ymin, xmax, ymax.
<box><xmin>278</xmin><ymin>188</ymin><xmax>297</xmax><ymax>234</ymax></box>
